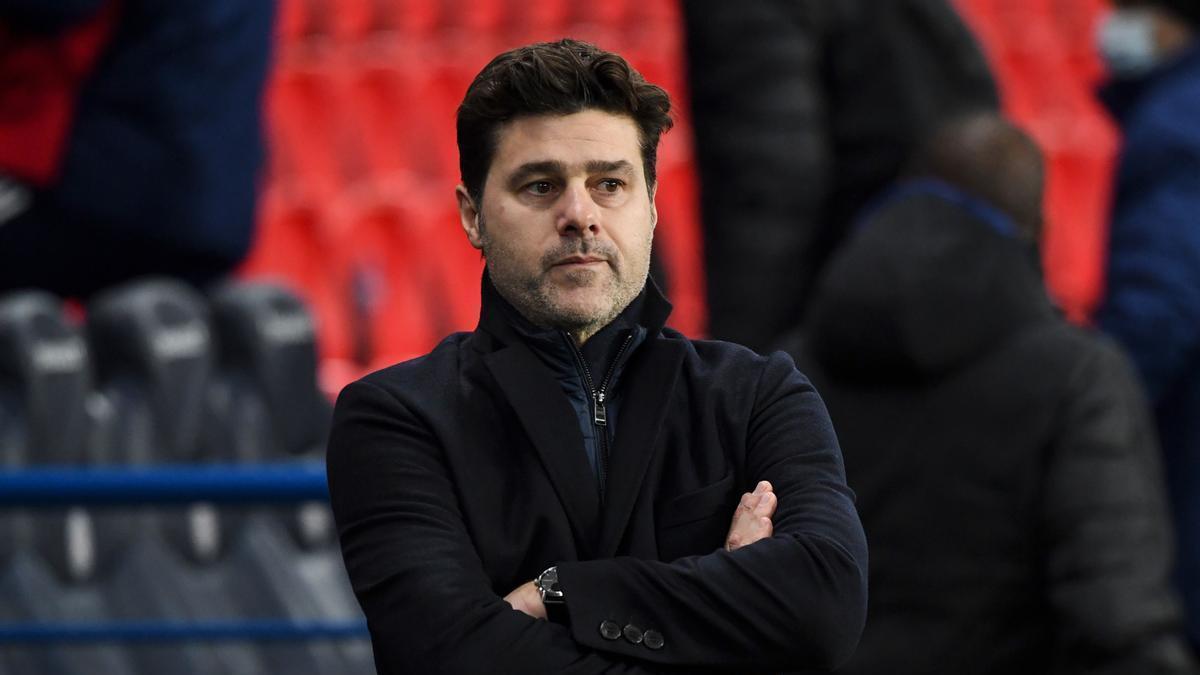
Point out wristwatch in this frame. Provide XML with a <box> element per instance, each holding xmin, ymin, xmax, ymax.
<box><xmin>535</xmin><ymin>566</ymin><xmax>568</xmax><ymax>624</ymax></box>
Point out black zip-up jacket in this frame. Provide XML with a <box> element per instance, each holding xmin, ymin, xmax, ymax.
<box><xmin>501</xmin><ymin>291</ymin><xmax>648</xmax><ymax>504</ymax></box>
<box><xmin>327</xmin><ymin>273</ymin><xmax>867</xmax><ymax>674</ymax></box>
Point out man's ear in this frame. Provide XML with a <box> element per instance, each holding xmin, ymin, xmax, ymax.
<box><xmin>648</xmin><ymin>181</ymin><xmax>658</xmax><ymax>230</ymax></box>
<box><xmin>456</xmin><ymin>185</ymin><xmax>484</xmax><ymax>250</ymax></box>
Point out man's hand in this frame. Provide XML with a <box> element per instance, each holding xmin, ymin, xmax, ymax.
<box><xmin>726</xmin><ymin>480</ymin><xmax>776</xmax><ymax>551</ymax></box>
<box><xmin>506</xmin><ymin>480</ymin><xmax>775</xmax><ymax>616</ymax></box>
<box><xmin>504</xmin><ymin>580</ymin><xmax>547</xmax><ymax>619</ymax></box>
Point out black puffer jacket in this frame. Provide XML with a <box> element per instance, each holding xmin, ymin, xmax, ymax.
<box><xmin>790</xmin><ymin>188</ymin><xmax>1195</xmax><ymax>674</ymax></box>
<box><xmin>685</xmin><ymin>0</ymin><xmax>998</xmax><ymax>351</ymax></box>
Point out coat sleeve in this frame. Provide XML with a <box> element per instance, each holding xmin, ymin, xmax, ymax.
<box><xmin>327</xmin><ymin>378</ymin><xmax>688</xmax><ymax>675</ymax></box>
<box><xmin>1042</xmin><ymin>340</ymin><xmax>1196</xmax><ymax>674</ymax></box>
<box><xmin>557</xmin><ymin>351</ymin><xmax>868</xmax><ymax>672</ymax></box>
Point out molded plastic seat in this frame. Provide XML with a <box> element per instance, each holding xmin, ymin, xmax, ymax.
<box><xmin>0</xmin><ymin>292</ymin><xmax>131</xmax><ymax>674</ymax></box>
<box><xmin>207</xmin><ymin>280</ymin><xmax>372</xmax><ymax>673</ymax></box>
<box><xmin>209</xmin><ymin>280</ymin><xmax>331</xmax><ymax>461</ymax></box>
<box><xmin>0</xmin><ymin>290</ymin><xmax>92</xmax><ymax>466</ymax></box>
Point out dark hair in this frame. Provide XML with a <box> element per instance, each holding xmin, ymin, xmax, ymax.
<box><xmin>908</xmin><ymin>111</ymin><xmax>1045</xmax><ymax>242</ymax></box>
<box><xmin>456</xmin><ymin>39</ymin><xmax>673</xmax><ymax>205</ymax></box>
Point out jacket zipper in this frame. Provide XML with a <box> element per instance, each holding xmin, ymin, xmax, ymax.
<box><xmin>565</xmin><ymin>331</ymin><xmax>635</xmax><ymax>504</ymax></box>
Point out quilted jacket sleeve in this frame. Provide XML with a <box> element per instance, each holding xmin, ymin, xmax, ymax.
<box><xmin>1042</xmin><ymin>338</ymin><xmax>1195</xmax><ymax>674</ymax></box>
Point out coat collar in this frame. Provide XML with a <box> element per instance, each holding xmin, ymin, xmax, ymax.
<box><xmin>474</xmin><ymin>271</ymin><xmax>684</xmax><ymax>557</ymax></box>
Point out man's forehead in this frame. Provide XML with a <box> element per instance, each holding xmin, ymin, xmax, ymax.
<box><xmin>491</xmin><ymin>110</ymin><xmax>643</xmax><ymax>170</ymax></box>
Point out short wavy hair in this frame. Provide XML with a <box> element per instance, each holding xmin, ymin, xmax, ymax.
<box><xmin>456</xmin><ymin>39</ymin><xmax>673</xmax><ymax>205</ymax></box>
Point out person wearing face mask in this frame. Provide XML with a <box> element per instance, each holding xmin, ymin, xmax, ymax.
<box><xmin>1094</xmin><ymin>0</ymin><xmax>1200</xmax><ymax>654</ymax></box>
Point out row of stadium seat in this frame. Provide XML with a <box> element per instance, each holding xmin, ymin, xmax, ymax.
<box><xmin>274</xmin><ymin>0</ymin><xmax>683</xmax><ymax>45</ymax></box>
<box><xmin>0</xmin><ymin>280</ymin><xmax>371</xmax><ymax>675</ymax></box>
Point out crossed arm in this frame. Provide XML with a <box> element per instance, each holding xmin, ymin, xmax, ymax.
<box><xmin>505</xmin><ymin>481</ymin><xmax>779</xmax><ymax>618</ymax></box>
<box><xmin>328</xmin><ymin>353</ymin><xmax>866</xmax><ymax>674</ymax></box>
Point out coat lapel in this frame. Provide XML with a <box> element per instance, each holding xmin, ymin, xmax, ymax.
<box><xmin>484</xmin><ymin>344</ymin><xmax>600</xmax><ymax>557</ymax></box>
<box><xmin>596</xmin><ymin>338</ymin><xmax>686</xmax><ymax>557</ymax></box>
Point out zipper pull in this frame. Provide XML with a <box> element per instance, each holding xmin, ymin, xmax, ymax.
<box><xmin>593</xmin><ymin>390</ymin><xmax>608</xmax><ymax>426</ymax></box>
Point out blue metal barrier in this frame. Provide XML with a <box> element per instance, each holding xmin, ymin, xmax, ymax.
<box><xmin>0</xmin><ymin>619</ymin><xmax>369</xmax><ymax>644</ymax></box>
<box><xmin>0</xmin><ymin>462</ymin><xmax>329</xmax><ymax>506</ymax></box>
<box><xmin>0</xmin><ymin>461</ymin><xmax>370</xmax><ymax>645</ymax></box>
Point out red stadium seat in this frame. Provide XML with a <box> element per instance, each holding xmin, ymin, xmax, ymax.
<box><xmin>239</xmin><ymin>184</ymin><xmax>355</xmax><ymax>365</ymax></box>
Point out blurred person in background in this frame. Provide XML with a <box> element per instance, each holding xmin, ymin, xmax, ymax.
<box><xmin>0</xmin><ymin>1</ymin><xmax>274</xmax><ymax>298</ymax></box>
<box><xmin>791</xmin><ymin>112</ymin><xmax>1195</xmax><ymax>674</ymax></box>
<box><xmin>684</xmin><ymin>0</ymin><xmax>998</xmax><ymax>353</ymax></box>
<box><xmin>1094</xmin><ymin>0</ymin><xmax>1200</xmax><ymax>651</ymax></box>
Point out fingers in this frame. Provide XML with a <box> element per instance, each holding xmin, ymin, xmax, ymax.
<box><xmin>726</xmin><ymin>480</ymin><xmax>777</xmax><ymax>551</ymax></box>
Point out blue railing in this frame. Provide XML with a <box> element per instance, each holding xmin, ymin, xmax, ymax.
<box><xmin>0</xmin><ymin>463</ymin><xmax>329</xmax><ymax>506</ymax></box>
<box><xmin>0</xmin><ymin>462</ymin><xmax>370</xmax><ymax>644</ymax></box>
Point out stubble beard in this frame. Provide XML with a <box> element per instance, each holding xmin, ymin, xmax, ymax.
<box><xmin>479</xmin><ymin>218</ymin><xmax>651</xmax><ymax>338</ymax></box>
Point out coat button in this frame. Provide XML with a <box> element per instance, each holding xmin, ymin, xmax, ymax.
<box><xmin>599</xmin><ymin>620</ymin><xmax>622</xmax><ymax>640</ymax></box>
<box><xmin>643</xmin><ymin>629</ymin><xmax>664</xmax><ymax>650</ymax></box>
<box><xmin>622</xmin><ymin>624</ymin><xmax>644</xmax><ymax>644</ymax></box>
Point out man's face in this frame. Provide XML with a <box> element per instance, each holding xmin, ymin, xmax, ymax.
<box><xmin>456</xmin><ymin>109</ymin><xmax>657</xmax><ymax>341</ymax></box>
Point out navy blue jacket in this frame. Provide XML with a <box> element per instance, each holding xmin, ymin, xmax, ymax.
<box><xmin>326</xmin><ymin>274</ymin><xmax>868</xmax><ymax>674</ymax></box>
<box><xmin>1096</xmin><ymin>41</ymin><xmax>1200</xmax><ymax>649</ymax></box>
<box><xmin>0</xmin><ymin>0</ymin><xmax>273</xmax><ymax>276</ymax></box>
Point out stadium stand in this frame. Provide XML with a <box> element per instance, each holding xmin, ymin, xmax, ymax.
<box><xmin>0</xmin><ymin>280</ymin><xmax>372</xmax><ymax>673</ymax></box>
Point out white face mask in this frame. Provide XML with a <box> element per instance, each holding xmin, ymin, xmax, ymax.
<box><xmin>1099</xmin><ymin>9</ymin><xmax>1162</xmax><ymax>78</ymax></box>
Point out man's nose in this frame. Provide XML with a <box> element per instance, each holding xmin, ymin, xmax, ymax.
<box><xmin>555</xmin><ymin>183</ymin><xmax>600</xmax><ymax>237</ymax></box>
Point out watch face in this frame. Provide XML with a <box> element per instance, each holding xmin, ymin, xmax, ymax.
<box><xmin>538</xmin><ymin>567</ymin><xmax>562</xmax><ymax>597</ymax></box>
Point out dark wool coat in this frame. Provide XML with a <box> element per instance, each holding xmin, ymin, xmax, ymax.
<box><xmin>792</xmin><ymin>188</ymin><xmax>1193</xmax><ymax>675</ymax></box>
<box><xmin>327</xmin><ymin>275</ymin><xmax>867</xmax><ymax>674</ymax></box>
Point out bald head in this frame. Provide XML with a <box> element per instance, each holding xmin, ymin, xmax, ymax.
<box><xmin>909</xmin><ymin>112</ymin><xmax>1045</xmax><ymax>242</ymax></box>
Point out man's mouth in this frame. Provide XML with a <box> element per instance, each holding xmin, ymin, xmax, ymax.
<box><xmin>553</xmin><ymin>255</ymin><xmax>607</xmax><ymax>267</ymax></box>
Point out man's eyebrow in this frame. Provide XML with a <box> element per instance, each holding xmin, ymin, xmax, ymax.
<box><xmin>506</xmin><ymin>160</ymin><xmax>567</xmax><ymax>188</ymax></box>
<box><xmin>585</xmin><ymin>159</ymin><xmax>636</xmax><ymax>175</ymax></box>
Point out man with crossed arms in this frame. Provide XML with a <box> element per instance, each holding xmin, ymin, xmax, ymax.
<box><xmin>327</xmin><ymin>39</ymin><xmax>867</xmax><ymax>674</ymax></box>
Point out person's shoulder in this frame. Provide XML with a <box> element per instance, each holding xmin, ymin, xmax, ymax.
<box><xmin>1012</xmin><ymin>320</ymin><xmax>1144</xmax><ymax>398</ymax></box>
<box><xmin>666</xmin><ymin>329</ymin><xmax>807</xmax><ymax>386</ymax></box>
<box><xmin>346</xmin><ymin>332</ymin><xmax>473</xmax><ymax>400</ymax></box>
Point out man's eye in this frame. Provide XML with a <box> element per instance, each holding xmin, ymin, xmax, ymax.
<box><xmin>526</xmin><ymin>181</ymin><xmax>555</xmax><ymax>196</ymax></box>
<box><xmin>597</xmin><ymin>179</ymin><xmax>624</xmax><ymax>193</ymax></box>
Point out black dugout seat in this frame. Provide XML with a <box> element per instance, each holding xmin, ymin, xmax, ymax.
<box><xmin>86</xmin><ymin>278</ymin><xmax>267</xmax><ymax>675</ymax></box>
<box><xmin>0</xmin><ymin>290</ymin><xmax>135</xmax><ymax>675</ymax></box>
<box><xmin>208</xmin><ymin>281</ymin><xmax>373</xmax><ymax>675</ymax></box>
